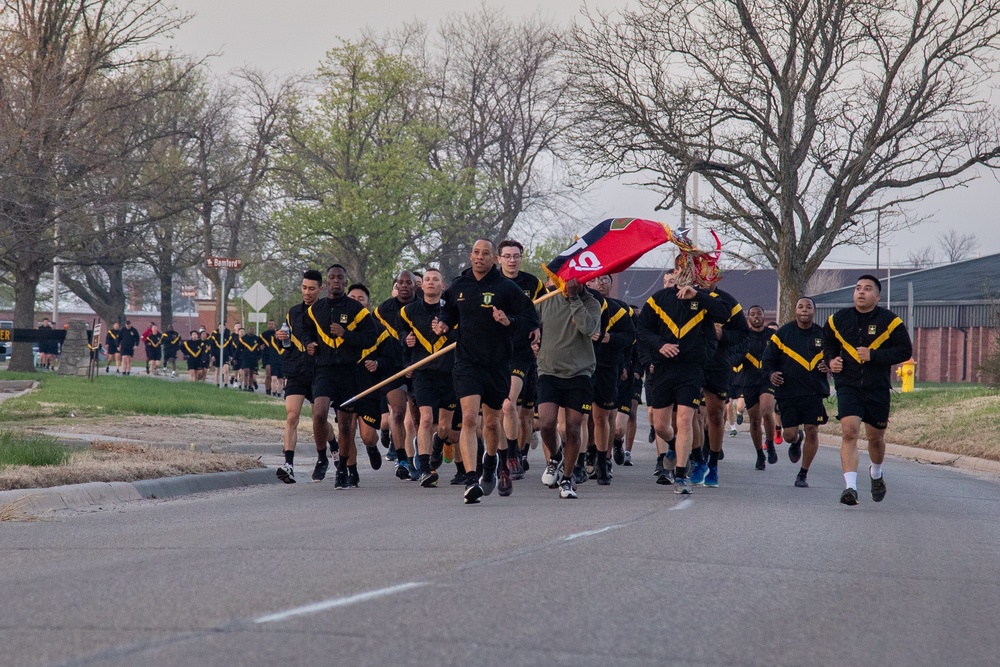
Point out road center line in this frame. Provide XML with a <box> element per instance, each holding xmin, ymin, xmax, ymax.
<box><xmin>562</xmin><ymin>524</ymin><xmax>623</xmax><ymax>542</ymax></box>
<box><xmin>254</xmin><ymin>582</ymin><xmax>427</xmax><ymax>624</ymax></box>
<box><xmin>669</xmin><ymin>498</ymin><xmax>694</xmax><ymax>511</ymax></box>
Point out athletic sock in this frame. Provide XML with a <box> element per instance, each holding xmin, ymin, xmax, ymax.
<box><xmin>418</xmin><ymin>453</ymin><xmax>431</xmax><ymax>471</ymax></box>
<box><xmin>675</xmin><ymin>465</ymin><xmax>687</xmax><ymax>479</ymax></box>
<box><xmin>690</xmin><ymin>447</ymin><xmax>705</xmax><ymax>464</ymax></box>
<box><xmin>613</xmin><ymin>437</ymin><xmax>623</xmax><ymax>450</ymax></box>
<box><xmin>870</xmin><ymin>463</ymin><xmax>883</xmax><ymax>479</ymax></box>
<box><xmin>844</xmin><ymin>471</ymin><xmax>858</xmax><ymax>489</ymax></box>
<box><xmin>466</xmin><ymin>470</ymin><xmax>479</xmax><ymax>485</ymax></box>
<box><xmin>317</xmin><ymin>449</ymin><xmax>328</xmax><ymax>464</ymax></box>
<box><xmin>506</xmin><ymin>437</ymin><xmax>518</xmax><ymax>452</ymax></box>
<box><xmin>395</xmin><ymin>447</ymin><xmax>407</xmax><ymax>463</ymax></box>
<box><xmin>455</xmin><ymin>461</ymin><xmax>467</xmax><ymax>475</ymax></box>
<box><xmin>483</xmin><ymin>453</ymin><xmax>498</xmax><ymax>476</ymax></box>
<box><xmin>596</xmin><ymin>449</ymin><xmax>608</xmax><ymax>470</ymax></box>
<box><xmin>380</xmin><ymin>428</ymin><xmax>391</xmax><ymax>448</ymax></box>
<box><xmin>284</xmin><ymin>450</ymin><xmax>294</xmax><ymax>465</ymax></box>
<box><xmin>337</xmin><ymin>457</ymin><xmax>348</xmax><ymax>473</ymax></box>
<box><xmin>347</xmin><ymin>463</ymin><xmax>357</xmax><ymax>476</ymax></box>
<box><xmin>708</xmin><ymin>450</ymin><xmax>720</xmax><ymax>467</ymax></box>
<box><xmin>497</xmin><ymin>448</ymin><xmax>508</xmax><ymax>467</ymax></box>
<box><xmin>799</xmin><ymin>467</ymin><xmax>808</xmax><ymax>477</ymax></box>
<box><xmin>667</xmin><ymin>437</ymin><xmax>676</xmax><ymax>453</ymax></box>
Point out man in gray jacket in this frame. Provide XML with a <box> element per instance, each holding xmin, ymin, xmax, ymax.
<box><xmin>535</xmin><ymin>278</ymin><xmax>602</xmax><ymax>499</ymax></box>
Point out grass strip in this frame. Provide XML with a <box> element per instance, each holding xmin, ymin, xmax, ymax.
<box><xmin>0</xmin><ymin>430</ymin><xmax>70</xmax><ymax>468</ymax></box>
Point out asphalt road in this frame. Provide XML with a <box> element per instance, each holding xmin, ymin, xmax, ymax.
<box><xmin>4</xmin><ymin>421</ymin><xmax>1000</xmax><ymax>667</ymax></box>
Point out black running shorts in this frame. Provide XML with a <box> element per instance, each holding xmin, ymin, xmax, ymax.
<box><xmin>537</xmin><ymin>374</ymin><xmax>593</xmax><ymax>414</ymax></box>
<box><xmin>514</xmin><ymin>363</ymin><xmax>537</xmax><ymax>409</ymax></box>
<box><xmin>413</xmin><ymin>369</ymin><xmax>458</xmax><ymax>411</ymax></box>
<box><xmin>647</xmin><ymin>366</ymin><xmax>704</xmax><ymax>410</ymax></box>
<box><xmin>702</xmin><ymin>363</ymin><xmax>731</xmax><ymax>400</ymax></box>
<box><xmin>616</xmin><ymin>374</ymin><xmax>637</xmax><ymax>414</ymax></box>
<box><xmin>453</xmin><ymin>360</ymin><xmax>510</xmax><ymax>411</ymax></box>
<box><xmin>311</xmin><ymin>365</ymin><xmax>360</xmax><ymax>407</ymax></box>
<box><xmin>776</xmin><ymin>394</ymin><xmax>828</xmax><ymax>427</ymax></box>
<box><xmin>835</xmin><ymin>385</ymin><xmax>890</xmax><ymax>429</ymax></box>
<box><xmin>283</xmin><ymin>372</ymin><xmax>315</xmax><ymax>402</ymax></box>
<box><xmin>591</xmin><ymin>365</ymin><xmax>619</xmax><ymax>411</ymax></box>
<box><xmin>743</xmin><ymin>381</ymin><xmax>776</xmax><ymax>411</ymax></box>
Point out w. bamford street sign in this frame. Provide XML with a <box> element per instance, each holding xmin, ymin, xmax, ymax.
<box><xmin>206</xmin><ymin>256</ymin><xmax>242</xmax><ymax>269</ymax></box>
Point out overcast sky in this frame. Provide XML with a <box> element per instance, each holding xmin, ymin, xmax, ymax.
<box><xmin>166</xmin><ymin>0</ymin><xmax>1000</xmax><ymax>270</ymax></box>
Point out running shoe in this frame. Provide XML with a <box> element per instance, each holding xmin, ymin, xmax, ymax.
<box><xmin>788</xmin><ymin>430</ymin><xmax>803</xmax><ymax>464</ymax></box>
<box><xmin>464</xmin><ymin>483</ymin><xmax>484</xmax><ymax>504</ymax></box>
<box><xmin>480</xmin><ymin>466</ymin><xmax>497</xmax><ymax>497</ymax></box>
<box><xmin>408</xmin><ymin>463</ymin><xmax>420</xmax><ymax>482</ymax></box>
<box><xmin>648</xmin><ymin>425</ymin><xmax>656</xmax><ymax>443</ymax></box>
<box><xmin>572</xmin><ymin>463</ymin><xmax>588</xmax><ymax>485</ymax></box>
<box><xmin>312</xmin><ymin>458</ymin><xmax>329</xmax><ymax>482</ymax></box>
<box><xmin>334</xmin><ymin>469</ymin><xmax>348</xmax><ymax>490</ymax></box>
<box><xmin>871</xmin><ymin>472</ymin><xmax>887</xmax><ymax>502</ymax></box>
<box><xmin>729</xmin><ymin>425</ymin><xmax>737</xmax><ymax>437</ymax></box>
<box><xmin>665</xmin><ymin>450</ymin><xmax>677</xmax><ymax>467</ymax></box>
<box><xmin>509</xmin><ymin>453</ymin><xmax>525</xmax><ymax>481</ymax></box>
<box><xmin>839</xmin><ymin>488</ymin><xmax>859</xmax><ymax>506</ymax></box>
<box><xmin>795</xmin><ymin>470</ymin><xmax>809</xmax><ymax>488</ymax></box>
<box><xmin>385</xmin><ymin>447</ymin><xmax>397</xmax><ymax>462</ymax></box>
<box><xmin>449</xmin><ymin>471</ymin><xmax>466</xmax><ymax>485</ymax></box>
<box><xmin>419</xmin><ymin>470</ymin><xmax>439</xmax><ymax>488</ymax></box>
<box><xmin>674</xmin><ymin>477</ymin><xmax>692</xmax><ymax>495</ymax></box>
<box><xmin>584</xmin><ymin>447</ymin><xmax>597</xmax><ymax>477</ymax></box>
<box><xmin>766</xmin><ymin>440</ymin><xmax>778</xmax><ymax>465</ymax></box>
<box><xmin>498</xmin><ymin>466</ymin><xmax>513</xmax><ymax>496</ymax></box>
<box><xmin>774</xmin><ymin>426</ymin><xmax>783</xmax><ymax>445</ymax></box>
<box><xmin>541</xmin><ymin>459</ymin><xmax>561</xmax><ymax>488</ymax></box>
<box><xmin>613</xmin><ymin>440</ymin><xmax>625</xmax><ymax>465</ymax></box>
<box><xmin>689</xmin><ymin>461</ymin><xmax>709</xmax><ymax>486</ymax></box>
<box><xmin>654</xmin><ymin>454</ymin><xmax>664</xmax><ymax>477</ymax></box>
<box><xmin>442</xmin><ymin>443</ymin><xmax>454</xmax><ymax>464</ymax></box>
<box><xmin>597</xmin><ymin>462</ymin><xmax>611</xmax><ymax>486</ymax></box>
<box><xmin>718</xmin><ymin>448</ymin><xmax>725</xmax><ymax>461</ymax></box>
<box><xmin>559</xmin><ymin>479</ymin><xmax>578</xmax><ymax>499</ymax></box>
<box><xmin>656</xmin><ymin>468</ymin><xmax>674</xmax><ymax>485</ymax></box>
<box><xmin>736</xmin><ymin>412</ymin><xmax>744</xmax><ymax>425</ymax></box>
<box><xmin>366</xmin><ymin>445</ymin><xmax>382</xmax><ymax>471</ymax></box>
<box><xmin>430</xmin><ymin>437</ymin><xmax>445</xmax><ymax>470</ymax></box>
<box><xmin>755</xmin><ymin>450</ymin><xmax>766</xmax><ymax>471</ymax></box>
<box><xmin>395</xmin><ymin>461</ymin><xmax>412</xmax><ymax>480</ymax></box>
<box><xmin>623</xmin><ymin>450</ymin><xmax>633</xmax><ymax>466</ymax></box>
<box><xmin>348</xmin><ymin>468</ymin><xmax>359</xmax><ymax>488</ymax></box>
<box><xmin>704</xmin><ymin>466</ymin><xmax>719</xmax><ymax>488</ymax></box>
<box><xmin>521</xmin><ymin>454</ymin><xmax>530</xmax><ymax>472</ymax></box>
<box><xmin>276</xmin><ymin>463</ymin><xmax>296</xmax><ymax>484</ymax></box>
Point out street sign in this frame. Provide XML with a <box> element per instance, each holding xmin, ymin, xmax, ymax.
<box><xmin>241</xmin><ymin>281</ymin><xmax>273</xmax><ymax>312</ymax></box>
<box><xmin>180</xmin><ymin>286</ymin><xmax>198</xmax><ymax>298</ymax></box>
<box><xmin>206</xmin><ymin>257</ymin><xmax>242</xmax><ymax>270</ymax></box>
<box><xmin>247</xmin><ymin>312</ymin><xmax>267</xmax><ymax>323</ymax></box>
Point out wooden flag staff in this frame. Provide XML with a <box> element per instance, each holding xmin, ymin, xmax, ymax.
<box><xmin>340</xmin><ymin>287</ymin><xmax>563</xmax><ymax>408</ymax></box>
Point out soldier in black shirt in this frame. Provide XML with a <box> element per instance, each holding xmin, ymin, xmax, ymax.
<box><xmin>236</xmin><ymin>326</ymin><xmax>261</xmax><ymax>391</ymax></box>
<box><xmin>120</xmin><ymin>320</ymin><xmax>140</xmax><ymax>375</ymax></box>
<box><xmin>274</xmin><ymin>270</ymin><xmax>323</xmax><ymax>484</ymax></box>
<box><xmin>742</xmin><ymin>305</ymin><xmax>781</xmax><ymax>470</ymax></box>
<box><xmin>435</xmin><ymin>239</ymin><xmax>539</xmax><ymax>504</ymax></box>
<box><xmin>181</xmin><ymin>330</ymin><xmax>205</xmax><ymax>382</ymax></box>
<box><xmin>260</xmin><ymin>320</ymin><xmax>277</xmax><ymax>396</ymax></box>
<box><xmin>144</xmin><ymin>324</ymin><xmax>166</xmax><ymax>376</ymax></box>
<box><xmin>763</xmin><ymin>297</ymin><xmax>830</xmax><ymax>489</ymax></box>
<box><xmin>823</xmin><ymin>275</ymin><xmax>912</xmax><ymax>506</ymax></box>
<box><xmin>163</xmin><ymin>325</ymin><xmax>181</xmax><ymax>377</ymax></box>
<box><xmin>104</xmin><ymin>321</ymin><xmax>121</xmax><ymax>373</ymax></box>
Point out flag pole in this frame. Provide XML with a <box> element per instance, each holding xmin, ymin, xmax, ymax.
<box><xmin>339</xmin><ymin>288</ymin><xmax>562</xmax><ymax>408</ymax></box>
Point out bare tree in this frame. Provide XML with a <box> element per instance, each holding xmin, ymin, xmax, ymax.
<box><xmin>0</xmin><ymin>0</ymin><xmax>188</xmax><ymax>371</ymax></box>
<box><xmin>568</xmin><ymin>0</ymin><xmax>1000</xmax><ymax>320</ymax></box>
<box><xmin>939</xmin><ymin>229</ymin><xmax>979</xmax><ymax>263</ymax></box>
<box><xmin>906</xmin><ymin>246</ymin><xmax>939</xmax><ymax>270</ymax></box>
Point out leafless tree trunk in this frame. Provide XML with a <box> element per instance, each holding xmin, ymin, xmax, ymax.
<box><xmin>939</xmin><ymin>229</ymin><xmax>979</xmax><ymax>263</ymax></box>
<box><xmin>568</xmin><ymin>0</ymin><xmax>1000</xmax><ymax>321</ymax></box>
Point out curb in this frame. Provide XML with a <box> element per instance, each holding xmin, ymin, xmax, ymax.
<box><xmin>815</xmin><ymin>433</ymin><xmax>1000</xmax><ymax>476</ymax></box>
<box><xmin>0</xmin><ymin>468</ymin><xmax>281</xmax><ymax>517</ymax></box>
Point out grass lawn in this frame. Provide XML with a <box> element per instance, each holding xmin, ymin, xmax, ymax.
<box><xmin>0</xmin><ymin>371</ymin><xmax>286</xmax><ymax>421</ymax></box>
<box><xmin>0</xmin><ymin>430</ymin><xmax>70</xmax><ymax>468</ymax></box>
<box><xmin>818</xmin><ymin>383</ymin><xmax>1000</xmax><ymax>460</ymax></box>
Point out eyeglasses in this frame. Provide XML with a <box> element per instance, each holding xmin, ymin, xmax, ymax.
<box><xmin>499</xmin><ymin>254</ymin><xmax>521</xmax><ymax>260</ymax></box>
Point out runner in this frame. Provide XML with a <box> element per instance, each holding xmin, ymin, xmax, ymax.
<box><xmin>762</xmin><ymin>297</ymin><xmax>830</xmax><ymax>488</ymax></box>
<box><xmin>181</xmin><ymin>331</ymin><xmax>205</xmax><ymax>382</ymax></box>
<box><xmin>636</xmin><ymin>277</ymin><xmax>730</xmax><ymax>494</ymax></box>
<box><xmin>535</xmin><ymin>278</ymin><xmax>601</xmax><ymax>498</ymax></box>
<box><xmin>143</xmin><ymin>324</ymin><xmax>165</xmax><ymax>376</ymax></box>
<box><xmin>120</xmin><ymin>320</ymin><xmax>140</xmax><ymax>375</ymax></box>
<box><xmin>742</xmin><ymin>305</ymin><xmax>780</xmax><ymax>471</ymax></box>
<box><xmin>260</xmin><ymin>320</ymin><xmax>277</xmax><ymax>395</ymax></box>
<box><xmin>434</xmin><ymin>239</ymin><xmax>538</xmax><ymax>504</ymax></box>
<box><xmin>823</xmin><ymin>275</ymin><xmax>912</xmax><ymax>506</ymax></box>
<box><xmin>104</xmin><ymin>321</ymin><xmax>121</xmax><ymax>373</ymax></box>
<box><xmin>273</xmin><ymin>270</ymin><xmax>323</xmax><ymax>484</ymax></box>
<box><xmin>163</xmin><ymin>324</ymin><xmax>181</xmax><ymax>377</ymax></box>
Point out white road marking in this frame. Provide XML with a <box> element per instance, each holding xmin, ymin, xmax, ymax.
<box><xmin>562</xmin><ymin>525</ymin><xmax>623</xmax><ymax>542</ymax></box>
<box><xmin>669</xmin><ymin>498</ymin><xmax>694</xmax><ymax>511</ymax></box>
<box><xmin>255</xmin><ymin>582</ymin><xmax>427</xmax><ymax>624</ymax></box>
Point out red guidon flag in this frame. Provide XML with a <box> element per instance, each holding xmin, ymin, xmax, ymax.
<box><xmin>542</xmin><ymin>218</ymin><xmax>696</xmax><ymax>289</ymax></box>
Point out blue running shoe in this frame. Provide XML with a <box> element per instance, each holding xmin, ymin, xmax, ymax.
<box><xmin>689</xmin><ymin>461</ymin><xmax>709</xmax><ymax>486</ymax></box>
<box><xmin>673</xmin><ymin>477</ymin><xmax>692</xmax><ymax>494</ymax></box>
<box><xmin>704</xmin><ymin>465</ymin><xmax>719</xmax><ymax>488</ymax></box>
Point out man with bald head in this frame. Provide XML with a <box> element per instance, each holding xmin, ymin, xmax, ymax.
<box><xmin>434</xmin><ymin>239</ymin><xmax>539</xmax><ymax>504</ymax></box>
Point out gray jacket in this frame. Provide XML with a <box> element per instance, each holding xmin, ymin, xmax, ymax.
<box><xmin>537</xmin><ymin>288</ymin><xmax>601</xmax><ymax>378</ymax></box>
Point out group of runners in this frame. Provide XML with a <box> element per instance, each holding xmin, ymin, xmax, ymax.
<box><xmin>271</xmin><ymin>238</ymin><xmax>913</xmax><ymax>506</ymax></box>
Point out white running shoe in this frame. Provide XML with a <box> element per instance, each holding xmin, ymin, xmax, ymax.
<box><xmin>729</xmin><ymin>425</ymin><xmax>738</xmax><ymax>437</ymax></box>
<box><xmin>541</xmin><ymin>459</ymin><xmax>560</xmax><ymax>488</ymax></box>
<box><xmin>276</xmin><ymin>463</ymin><xmax>296</xmax><ymax>484</ymax></box>
<box><xmin>559</xmin><ymin>478</ymin><xmax>578</xmax><ymax>499</ymax></box>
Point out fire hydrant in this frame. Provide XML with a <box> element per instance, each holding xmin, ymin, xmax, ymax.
<box><xmin>896</xmin><ymin>358</ymin><xmax>916</xmax><ymax>392</ymax></box>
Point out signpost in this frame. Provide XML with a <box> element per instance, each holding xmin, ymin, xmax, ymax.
<box><xmin>241</xmin><ymin>281</ymin><xmax>273</xmax><ymax>334</ymax></box>
<box><xmin>207</xmin><ymin>257</ymin><xmax>242</xmax><ymax>388</ymax></box>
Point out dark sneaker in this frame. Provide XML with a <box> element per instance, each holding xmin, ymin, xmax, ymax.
<box><xmin>366</xmin><ymin>445</ymin><xmax>382</xmax><ymax>471</ymax></box>
<box><xmin>755</xmin><ymin>450</ymin><xmax>767</xmax><ymax>471</ymax></box>
<box><xmin>871</xmin><ymin>473</ymin><xmax>887</xmax><ymax>502</ymax></box>
<box><xmin>736</xmin><ymin>412</ymin><xmax>744</xmax><ymax>425</ymax></box>
<box><xmin>348</xmin><ymin>469</ymin><xmax>360</xmax><ymax>488</ymax></box>
<box><xmin>559</xmin><ymin>478</ymin><xmax>578</xmax><ymax>499</ymax></box>
<box><xmin>395</xmin><ymin>461</ymin><xmax>411</xmax><ymax>480</ymax></box>
<box><xmin>656</xmin><ymin>468</ymin><xmax>674</xmax><ymax>485</ymax></box>
<box><xmin>385</xmin><ymin>447</ymin><xmax>397</xmax><ymax>462</ymax></box>
<box><xmin>654</xmin><ymin>454</ymin><xmax>664</xmax><ymax>477</ymax></box>
<box><xmin>718</xmin><ymin>447</ymin><xmax>725</xmax><ymax>461</ymax></box>
<box><xmin>430</xmin><ymin>437</ymin><xmax>445</xmax><ymax>470</ymax></box>
<box><xmin>498</xmin><ymin>466</ymin><xmax>513</xmax><ymax>496</ymax></box>
<box><xmin>276</xmin><ymin>463</ymin><xmax>296</xmax><ymax>484</ymax></box>
<box><xmin>840</xmin><ymin>488</ymin><xmax>859</xmax><ymax>506</ymax></box>
<box><xmin>689</xmin><ymin>461</ymin><xmax>709</xmax><ymax>486</ymax></box>
<box><xmin>408</xmin><ymin>463</ymin><xmax>420</xmax><ymax>482</ymax></box>
<box><xmin>648</xmin><ymin>425</ymin><xmax>656</xmax><ymax>443</ymax></box>
<box><xmin>449</xmin><ymin>471</ymin><xmax>466</xmax><ymax>485</ymax></box>
<box><xmin>312</xmin><ymin>459</ymin><xmax>329</xmax><ymax>482</ymax></box>
<box><xmin>572</xmin><ymin>464</ymin><xmax>588</xmax><ymax>486</ymax></box>
<box><xmin>613</xmin><ymin>441</ymin><xmax>625</xmax><ymax>465</ymax></box>
<box><xmin>509</xmin><ymin>453</ymin><xmax>525</xmax><ymax>481</ymax></box>
<box><xmin>419</xmin><ymin>470</ymin><xmax>439</xmax><ymax>488</ymax></box>
<box><xmin>795</xmin><ymin>470</ymin><xmax>809</xmax><ymax>488</ymax></box>
<box><xmin>480</xmin><ymin>468</ymin><xmax>497</xmax><ymax>497</ymax></box>
<box><xmin>584</xmin><ymin>447</ymin><xmax>597</xmax><ymax>477</ymax></box>
<box><xmin>766</xmin><ymin>441</ymin><xmax>778</xmax><ymax>465</ymax></box>
<box><xmin>464</xmin><ymin>483</ymin><xmax>484</xmax><ymax>504</ymax></box>
<box><xmin>788</xmin><ymin>432</ymin><xmax>802</xmax><ymax>464</ymax></box>
<box><xmin>334</xmin><ymin>469</ymin><xmax>348</xmax><ymax>490</ymax></box>
<box><xmin>704</xmin><ymin>466</ymin><xmax>719</xmax><ymax>488</ymax></box>
<box><xmin>674</xmin><ymin>477</ymin><xmax>692</xmax><ymax>495</ymax></box>
<box><xmin>597</xmin><ymin>462</ymin><xmax>611</xmax><ymax>486</ymax></box>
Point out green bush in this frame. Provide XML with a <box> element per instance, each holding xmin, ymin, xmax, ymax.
<box><xmin>0</xmin><ymin>430</ymin><xmax>70</xmax><ymax>468</ymax></box>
